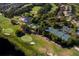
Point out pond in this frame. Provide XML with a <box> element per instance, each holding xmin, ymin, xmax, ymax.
<box><xmin>0</xmin><ymin>37</ymin><xmax>25</xmax><ymax>56</ymax></box>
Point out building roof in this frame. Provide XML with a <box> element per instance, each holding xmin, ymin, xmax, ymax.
<box><xmin>46</xmin><ymin>27</ymin><xmax>71</xmax><ymax>41</ymax></box>
<box><xmin>62</xmin><ymin>26</ymin><xmax>72</xmax><ymax>33</ymax></box>
<box><xmin>71</xmin><ymin>19</ymin><xmax>79</xmax><ymax>27</ymax></box>
<box><xmin>20</xmin><ymin>17</ymin><xmax>31</xmax><ymax>23</ymax></box>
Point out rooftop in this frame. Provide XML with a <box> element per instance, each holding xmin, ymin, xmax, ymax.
<box><xmin>46</xmin><ymin>27</ymin><xmax>71</xmax><ymax>41</ymax></box>
<box><xmin>20</xmin><ymin>17</ymin><xmax>31</xmax><ymax>23</ymax></box>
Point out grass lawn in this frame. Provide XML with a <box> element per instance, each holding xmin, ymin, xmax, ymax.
<box><xmin>31</xmin><ymin>6</ymin><xmax>42</xmax><ymax>14</ymax></box>
<box><xmin>32</xmin><ymin>6</ymin><xmax>42</xmax><ymax>11</ymax></box>
<box><xmin>50</xmin><ymin>4</ymin><xmax>58</xmax><ymax>13</ymax></box>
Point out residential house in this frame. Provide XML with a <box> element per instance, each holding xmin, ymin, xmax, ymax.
<box><xmin>20</xmin><ymin>16</ymin><xmax>31</xmax><ymax>24</ymax></box>
<box><xmin>62</xmin><ymin>26</ymin><xmax>72</xmax><ymax>34</ymax></box>
<box><xmin>46</xmin><ymin>27</ymin><xmax>71</xmax><ymax>41</ymax></box>
<box><xmin>57</xmin><ymin>4</ymin><xmax>72</xmax><ymax>20</ymax></box>
<box><xmin>63</xmin><ymin>5</ymin><xmax>72</xmax><ymax>16</ymax></box>
<box><xmin>57</xmin><ymin>4</ymin><xmax>65</xmax><ymax>18</ymax></box>
<box><xmin>71</xmin><ymin>18</ymin><xmax>79</xmax><ymax>27</ymax></box>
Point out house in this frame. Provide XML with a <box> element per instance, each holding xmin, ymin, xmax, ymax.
<box><xmin>57</xmin><ymin>4</ymin><xmax>65</xmax><ymax>18</ymax></box>
<box><xmin>20</xmin><ymin>17</ymin><xmax>28</xmax><ymax>23</ymax></box>
<box><xmin>20</xmin><ymin>16</ymin><xmax>31</xmax><ymax>23</ymax></box>
<box><xmin>45</xmin><ymin>27</ymin><xmax>71</xmax><ymax>41</ymax></box>
<box><xmin>57</xmin><ymin>11</ymin><xmax>63</xmax><ymax>19</ymax></box>
<box><xmin>53</xmin><ymin>23</ymin><xmax>72</xmax><ymax>34</ymax></box>
<box><xmin>71</xmin><ymin>18</ymin><xmax>79</xmax><ymax>27</ymax></box>
<box><xmin>62</xmin><ymin>26</ymin><xmax>72</xmax><ymax>33</ymax></box>
<box><xmin>63</xmin><ymin>5</ymin><xmax>72</xmax><ymax>16</ymax></box>
<box><xmin>57</xmin><ymin>4</ymin><xmax>72</xmax><ymax>19</ymax></box>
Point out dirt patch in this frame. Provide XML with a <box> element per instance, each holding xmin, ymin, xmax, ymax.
<box><xmin>59</xmin><ymin>50</ymin><xmax>72</xmax><ymax>56</ymax></box>
<box><xmin>38</xmin><ymin>46</ymin><xmax>54</xmax><ymax>56</ymax></box>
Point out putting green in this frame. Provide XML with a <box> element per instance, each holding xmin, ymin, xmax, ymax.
<box><xmin>21</xmin><ymin>34</ymin><xmax>33</xmax><ymax>43</ymax></box>
<box><xmin>2</xmin><ymin>28</ymin><xmax>14</xmax><ymax>35</ymax></box>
